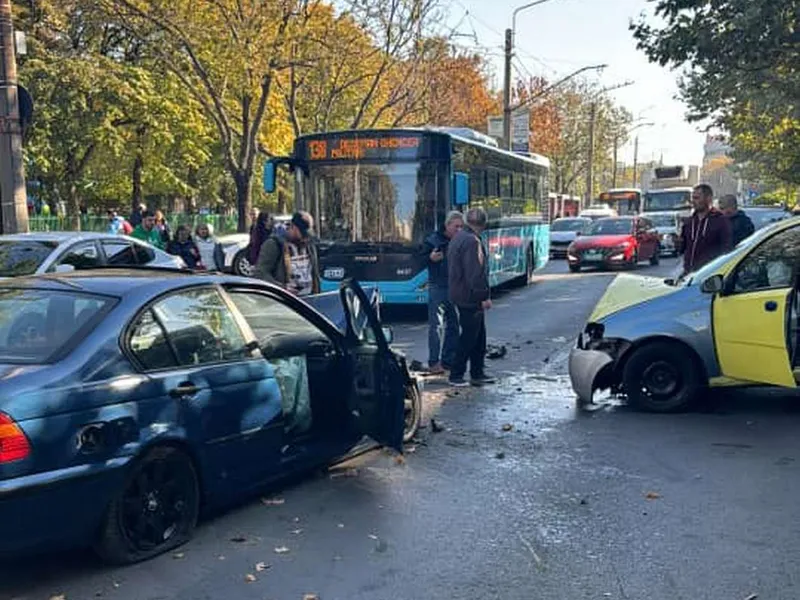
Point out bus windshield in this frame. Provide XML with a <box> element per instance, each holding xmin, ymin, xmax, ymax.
<box><xmin>304</xmin><ymin>162</ymin><xmax>440</xmax><ymax>244</ymax></box>
<box><xmin>599</xmin><ymin>191</ymin><xmax>640</xmax><ymax>215</ymax></box>
<box><xmin>644</xmin><ymin>190</ymin><xmax>691</xmax><ymax>212</ymax></box>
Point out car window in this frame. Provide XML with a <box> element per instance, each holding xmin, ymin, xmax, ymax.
<box><xmin>129</xmin><ymin>309</ymin><xmax>177</xmax><ymax>370</ymax></box>
<box><xmin>102</xmin><ymin>240</ymin><xmax>136</xmax><ymax>266</ymax></box>
<box><xmin>132</xmin><ymin>241</ymin><xmax>156</xmax><ymax>265</ymax></box>
<box><xmin>0</xmin><ymin>240</ymin><xmax>58</xmax><ymax>276</ymax></box>
<box><xmin>586</xmin><ymin>218</ymin><xmax>633</xmax><ymax>235</ymax></box>
<box><xmin>0</xmin><ymin>289</ymin><xmax>114</xmax><ymax>363</ymax></box>
<box><xmin>58</xmin><ymin>242</ymin><xmax>101</xmax><ymax>269</ymax></box>
<box><xmin>732</xmin><ymin>226</ymin><xmax>800</xmax><ymax>292</ymax></box>
<box><xmin>227</xmin><ymin>291</ymin><xmax>323</xmax><ymax>342</ymax></box>
<box><xmin>151</xmin><ymin>288</ymin><xmax>249</xmax><ymax>366</ymax></box>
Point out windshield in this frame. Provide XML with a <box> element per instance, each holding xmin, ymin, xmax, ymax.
<box><xmin>601</xmin><ymin>194</ymin><xmax>640</xmax><ymax>215</ymax></box>
<box><xmin>0</xmin><ymin>289</ymin><xmax>114</xmax><ymax>363</ymax></box>
<box><xmin>649</xmin><ymin>214</ymin><xmax>679</xmax><ymax>228</ymax></box>
<box><xmin>551</xmin><ymin>219</ymin><xmax>588</xmax><ymax>232</ymax></box>
<box><xmin>745</xmin><ymin>209</ymin><xmax>787</xmax><ymax>230</ymax></box>
<box><xmin>644</xmin><ymin>190</ymin><xmax>691</xmax><ymax>212</ymax></box>
<box><xmin>0</xmin><ymin>241</ymin><xmax>58</xmax><ymax>277</ymax></box>
<box><xmin>304</xmin><ymin>162</ymin><xmax>440</xmax><ymax>244</ymax></box>
<box><xmin>586</xmin><ymin>218</ymin><xmax>633</xmax><ymax>236</ymax></box>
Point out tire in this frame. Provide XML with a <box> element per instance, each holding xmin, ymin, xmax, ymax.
<box><xmin>233</xmin><ymin>249</ymin><xmax>253</xmax><ymax>277</ymax></box>
<box><xmin>649</xmin><ymin>246</ymin><xmax>661</xmax><ymax>266</ymax></box>
<box><xmin>94</xmin><ymin>446</ymin><xmax>200</xmax><ymax>565</ymax></box>
<box><xmin>621</xmin><ymin>341</ymin><xmax>702</xmax><ymax>413</ymax></box>
<box><xmin>403</xmin><ymin>379</ymin><xmax>422</xmax><ymax>443</ymax></box>
<box><xmin>568</xmin><ymin>264</ymin><xmax>581</xmax><ymax>273</ymax></box>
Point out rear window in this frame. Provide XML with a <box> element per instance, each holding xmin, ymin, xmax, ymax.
<box><xmin>0</xmin><ymin>240</ymin><xmax>58</xmax><ymax>277</ymax></box>
<box><xmin>0</xmin><ymin>289</ymin><xmax>115</xmax><ymax>363</ymax></box>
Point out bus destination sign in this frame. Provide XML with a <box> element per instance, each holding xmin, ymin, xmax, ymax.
<box><xmin>305</xmin><ymin>135</ymin><xmax>421</xmax><ymax>161</ymax></box>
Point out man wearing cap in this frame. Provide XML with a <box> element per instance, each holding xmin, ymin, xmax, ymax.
<box><xmin>255</xmin><ymin>211</ymin><xmax>320</xmax><ymax>296</ymax></box>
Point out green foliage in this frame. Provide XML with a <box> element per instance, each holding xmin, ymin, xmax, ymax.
<box><xmin>631</xmin><ymin>0</ymin><xmax>800</xmax><ymax>184</ymax></box>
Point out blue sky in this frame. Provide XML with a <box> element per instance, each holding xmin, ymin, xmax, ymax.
<box><xmin>445</xmin><ymin>0</ymin><xmax>707</xmax><ymax>166</ymax></box>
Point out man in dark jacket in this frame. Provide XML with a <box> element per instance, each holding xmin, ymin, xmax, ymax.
<box><xmin>447</xmin><ymin>208</ymin><xmax>494</xmax><ymax>387</ymax></box>
<box><xmin>719</xmin><ymin>194</ymin><xmax>755</xmax><ymax>246</ymax></box>
<box><xmin>255</xmin><ymin>211</ymin><xmax>320</xmax><ymax>296</ymax></box>
<box><xmin>422</xmin><ymin>211</ymin><xmax>464</xmax><ymax>374</ymax></box>
<box><xmin>678</xmin><ymin>184</ymin><xmax>733</xmax><ymax>276</ymax></box>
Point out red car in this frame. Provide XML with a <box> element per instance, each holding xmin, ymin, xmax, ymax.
<box><xmin>566</xmin><ymin>216</ymin><xmax>660</xmax><ymax>272</ymax></box>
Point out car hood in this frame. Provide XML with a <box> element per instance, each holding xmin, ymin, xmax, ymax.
<box><xmin>590</xmin><ymin>273</ymin><xmax>679</xmax><ymax>322</ymax></box>
<box><xmin>550</xmin><ymin>231</ymin><xmax>578</xmax><ymax>243</ymax></box>
<box><xmin>572</xmin><ymin>234</ymin><xmax>632</xmax><ymax>249</ymax></box>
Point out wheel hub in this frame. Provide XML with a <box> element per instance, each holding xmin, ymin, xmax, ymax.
<box><xmin>641</xmin><ymin>361</ymin><xmax>679</xmax><ymax>397</ymax></box>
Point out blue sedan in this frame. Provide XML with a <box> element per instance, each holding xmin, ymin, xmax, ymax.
<box><xmin>0</xmin><ymin>269</ymin><xmax>408</xmax><ymax>563</ymax></box>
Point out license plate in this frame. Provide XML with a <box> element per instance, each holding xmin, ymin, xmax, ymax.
<box><xmin>583</xmin><ymin>251</ymin><xmax>603</xmax><ymax>262</ymax></box>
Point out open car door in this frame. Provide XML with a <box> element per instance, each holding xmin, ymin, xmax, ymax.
<box><xmin>339</xmin><ymin>279</ymin><xmax>405</xmax><ymax>452</ymax></box>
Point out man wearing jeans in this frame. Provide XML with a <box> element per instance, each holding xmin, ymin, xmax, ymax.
<box><xmin>422</xmin><ymin>211</ymin><xmax>464</xmax><ymax>374</ymax></box>
<box><xmin>447</xmin><ymin>208</ymin><xmax>494</xmax><ymax>387</ymax></box>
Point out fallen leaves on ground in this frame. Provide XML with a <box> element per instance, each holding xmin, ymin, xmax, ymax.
<box><xmin>244</xmin><ymin>574</ymin><xmax>257</xmax><ymax>583</ymax></box>
<box><xmin>274</xmin><ymin>546</ymin><xmax>290</xmax><ymax>554</ymax></box>
<box><xmin>501</xmin><ymin>423</ymin><xmax>514</xmax><ymax>432</ymax></box>
<box><xmin>329</xmin><ymin>468</ymin><xmax>359</xmax><ymax>479</ymax></box>
<box><xmin>645</xmin><ymin>491</ymin><xmax>661</xmax><ymax>500</ymax></box>
<box><xmin>255</xmin><ymin>562</ymin><xmax>270</xmax><ymax>572</ymax></box>
<box><xmin>261</xmin><ymin>497</ymin><xmax>285</xmax><ymax>506</ymax></box>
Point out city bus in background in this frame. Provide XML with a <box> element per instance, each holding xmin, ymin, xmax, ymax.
<box><xmin>597</xmin><ymin>188</ymin><xmax>641</xmax><ymax>215</ymax></box>
<box><xmin>263</xmin><ymin>127</ymin><xmax>550</xmax><ymax>305</ymax></box>
<box><xmin>548</xmin><ymin>193</ymin><xmax>581</xmax><ymax>220</ymax></box>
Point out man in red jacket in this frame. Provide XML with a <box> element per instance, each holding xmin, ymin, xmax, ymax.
<box><xmin>678</xmin><ymin>183</ymin><xmax>733</xmax><ymax>276</ymax></box>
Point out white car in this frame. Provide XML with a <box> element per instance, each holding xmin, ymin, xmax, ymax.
<box><xmin>644</xmin><ymin>211</ymin><xmax>684</xmax><ymax>257</ymax></box>
<box><xmin>0</xmin><ymin>232</ymin><xmax>185</xmax><ymax>277</ymax></box>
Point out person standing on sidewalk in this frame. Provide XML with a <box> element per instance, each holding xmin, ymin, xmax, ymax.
<box><xmin>447</xmin><ymin>208</ymin><xmax>494</xmax><ymax>388</ymax></box>
<box><xmin>678</xmin><ymin>183</ymin><xmax>733</xmax><ymax>276</ymax></box>
<box><xmin>422</xmin><ymin>211</ymin><xmax>464</xmax><ymax>375</ymax></box>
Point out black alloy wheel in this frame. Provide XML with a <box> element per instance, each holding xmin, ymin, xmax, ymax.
<box><xmin>95</xmin><ymin>447</ymin><xmax>200</xmax><ymax>564</ymax></box>
<box><xmin>622</xmin><ymin>341</ymin><xmax>701</xmax><ymax>413</ymax></box>
<box><xmin>403</xmin><ymin>380</ymin><xmax>423</xmax><ymax>443</ymax></box>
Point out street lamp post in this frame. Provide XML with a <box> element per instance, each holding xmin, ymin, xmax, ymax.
<box><xmin>629</xmin><ymin>122</ymin><xmax>655</xmax><ymax>187</ymax></box>
<box><xmin>612</xmin><ymin>120</ymin><xmax>654</xmax><ymax>188</ymax></box>
<box><xmin>503</xmin><ymin>0</ymin><xmax>555</xmax><ymax>151</ymax></box>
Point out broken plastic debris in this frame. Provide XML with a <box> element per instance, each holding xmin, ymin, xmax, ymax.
<box><xmin>274</xmin><ymin>546</ymin><xmax>290</xmax><ymax>554</ymax></box>
<box><xmin>244</xmin><ymin>574</ymin><xmax>257</xmax><ymax>583</ymax></box>
<box><xmin>255</xmin><ymin>562</ymin><xmax>270</xmax><ymax>572</ymax></box>
<box><xmin>644</xmin><ymin>491</ymin><xmax>661</xmax><ymax>500</ymax></box>
<box><xmin>501</xmin><ymin>423</ymin><xmax>514</xmax><ymax>432</ymax></box>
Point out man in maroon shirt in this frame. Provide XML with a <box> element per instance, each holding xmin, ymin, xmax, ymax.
<box><xmin>678</xmin><ymin>183</ymin><xmax>733</xmax><ymax>276</ymax></box>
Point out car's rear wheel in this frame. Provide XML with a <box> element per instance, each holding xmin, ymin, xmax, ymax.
<box><xmin>403</xmin><ymin>379</ymin><xmax>422</xmax><ymax>443</ymax></box>
<box><xmin>649</xmin><ymin>246</ymin><xmax>660</xmax><ymax>266</ymax></box>
<box><xmin>233</xmin><ymin>249</ymin><xmax>253</xmax><ymax>277</ymax></box>
<box><xmin>95</xmin><ymin>446</ymin><xmax>200</xmax><ymax>565</ymax></box>
<box><xmin>622</xmin><ymin>341</ymin><xmax>701</xmax><ymax>413</ymax></box>
<box><xmin>568</xmin><ymin>264</ymin><xmax>581</xmax><ymax>273</ymax></box>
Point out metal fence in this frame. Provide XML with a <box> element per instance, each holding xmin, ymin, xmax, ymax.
<box><xmin>27</xmin><ymin>214</ymin><xmax>242</xmax><ymax>235</ymax></box>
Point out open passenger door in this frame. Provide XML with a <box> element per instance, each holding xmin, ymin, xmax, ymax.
<box><xmin>340</xmin><ymin>279</ymin><xmax>405</xmax><ymax>451</ymax></box>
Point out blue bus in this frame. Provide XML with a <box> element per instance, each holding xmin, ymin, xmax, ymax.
<box><xmin>264</xmin><ymin>127</ymin><xmax>550</xmax><ymax>305</ymax></box>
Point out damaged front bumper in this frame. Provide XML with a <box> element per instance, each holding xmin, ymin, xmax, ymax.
<box><xmin>568</xmin><ymin>329</ymin><xmax>628</xmax><ymax>404</ymax></box>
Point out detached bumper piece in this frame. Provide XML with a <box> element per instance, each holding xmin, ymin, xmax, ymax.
<box><xmin>568</xmin><ymin>347</ymin><xmax>614</xmax><ymax>405</ymax></box>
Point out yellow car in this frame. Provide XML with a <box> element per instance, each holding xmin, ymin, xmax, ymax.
<box><xmin>569</xmin><ymin>216</ymin><xmax>800</xmax><ymax>412</ymax></box>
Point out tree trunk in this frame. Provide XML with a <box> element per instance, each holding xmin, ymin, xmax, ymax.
<box><xmin>67</xmin><ymin>181</ymin><xmax>81</xmax><ymax>231</ymax></box>
<box><xmin>234</xmin><ymin>170</ymin><xmax>251</xmax><ymax>233</ymax></box>
<box><xmin>131</xmin><ymin>153</ymin><xmax>143</xmax><ymax>212</ymax></box>
<box><xmin>277</xmin><ymin>190</ymin><xmax>286</xmax><ymax>214</ymax></box>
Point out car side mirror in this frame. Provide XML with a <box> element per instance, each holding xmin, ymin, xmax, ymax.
<box><xmin>382</xmin><ymin>325</ymin><xmax>394</xmax><ymax>344</ymax></box>
<box><xmin>701</xmin><ymin>274</ymin><xmax>724</xmax><ymax>294</ymax></box>
<box><xmin>55</xmin><ymin>264</ymin><xmax>75</xmax><ymax>273</ymax></box>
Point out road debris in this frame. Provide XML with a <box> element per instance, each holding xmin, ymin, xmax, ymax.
<box><xmin>744</xmin><ymin>594</ymin><xmax>758</xmax><ymax>600</ymax></box>
<box><xmin>255</xmin><ymin>562</ymin><xmax>270</xmax><ymax>572</ymax></box>
<box><xmin>430</xmin><ymin>418</ymin><xmax>445</xmax><ymax>433</ymax></box>
<box><xmin>229</xmin><ymin>535</ymin><xmax>249</xmax><ymax>543</ymax></box>
<box><xmin>394</xmin><ymin>454</ymin><xmax>406</xmax><ymax>465</ymax></box>
<box><xmin>501</xmin><ymin>423</ymin><xmax>514</xmax><ymax>432</ymax></box>
<box><xmin>329</xmin><ymin>467</ymin><xmax>359</xmax><ymax>479</ymax></box>
<box><xmin>291</xmin><ymin>528</ymin><xmax>304</xmax><ymax>535</ymax></box>
<box><xmin>409</xmin><ymin>359</ymin><xmax>424</xmax><ymax>371</ymax></box>
<box><xmin>486</xmin><ymin>343</ymin><xmax>507</xmax><ymax>359</ymax></box>
<box><xmin>261</xmin><ymin>497</ymin><xmax>285</xmax><ymax>506</ymax></box>
<box><xmin>49</xmin><ymin>595</ymin><xmax>66</xmax><ymax>600</ymax></box>
<box><xmin>645</xmin><ymin>491</ymin><xmax>661</xmax><ymax>500</ymax></box>
<box><xmin>494</xmin><ymin>451</ymin><xmax>506</xmax><ymax>459</ymax></box>
<box><xmin>244</xmin><ymin>574</ymin><xmax>257</xmax><ymax>583</ymax></box>
<box><xmin>172</xmin><ymin>552</ymin><xmax>185</xmax><ymax>559</ymax></box>
<box><xmin>274</xmin><ymin>546</ymin><xmax>290</xmax><ymax>554</ymax></box>
<box><xmin>304</xmin><ymin>594</ymin><xmax>320</xmax><ymax>600</ymax></box>
<box><xmin>517</xmin><ymin>533</ymin><xmax>542</xmax><ymax>567</ymax></box>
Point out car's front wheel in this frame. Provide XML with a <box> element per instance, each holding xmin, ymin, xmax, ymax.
<box><xmin>622</xmin><ymin>341</ymin><xmax>701</xmax><ymax>413</ymax></box>
<box><xmin>403</xmin><ymin>379</ymin><xmax>422</xmax><ymax>443</ymax></box>
<box><xmin>233</xmin><ymin>249</ymin><xmax>253</xmax><ymax>277</ymax></box>
<box><xmin>95</xmin><ymin>446</ymin><xmax>200</xmax><ymax>565</ymax></box>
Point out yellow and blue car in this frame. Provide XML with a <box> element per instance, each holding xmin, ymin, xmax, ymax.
<box><xmin>569</xmin><ymin>216</ymin><xmax>800</xmax><ymax>412</ymax></box>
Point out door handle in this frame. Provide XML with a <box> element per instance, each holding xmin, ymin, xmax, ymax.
<box><xmin>765</xmin><ymin>300</ymin><xmax>778</xmax><ymax>312</ymax></box>
<box><xmin>170</xmin><ymin>383</ymin><xmax>200</xmax><ymax>398</ymax></box>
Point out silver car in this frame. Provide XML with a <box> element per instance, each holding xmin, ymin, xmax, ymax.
<box><xmin>644</xmin><ymin>212</ymin><xmax>684</xmax><ymax>257</ymax></box>
<box><xmin>218</xmin><ymin>214</ymin><xmax>293</xmax><ymax>277</ymax></box>
<box><xmin>0</xmin><ymin>232</ymin><xmax>185</xmax><ymax>277</ymax></box>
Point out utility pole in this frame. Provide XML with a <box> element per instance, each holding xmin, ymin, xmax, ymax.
<box><xmin>0</xmin><ymin>0</ymin><xmax>28</xmax><ymax>234</ymax></box>
<box><xmin>632</xmin><ymin>135</ymin><xmax>639</xmax><ymax>188</ymax></box>
<box><xmin>612</xmin><ymin>135</ymin><xmax>618</xmax><ymax>189</ymax></box>
<box><xmin>585</xmin><ymin>101</ymin><xmax>596</xmax><ymax>208</ymax></box>
<box><xmin>502</xmin><ymin>28</ymin><xmax>513</xmax><ymax>151</ymax></box>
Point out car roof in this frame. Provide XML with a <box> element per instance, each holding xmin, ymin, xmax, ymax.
<box><xmin>0</xmin><ymin>268</ymin><xmax>262</xmax><ymax>298</ymax></box>
<box><xmin>0</xmin><ymin>232</ymin><xmax>121</xmax><ymax>243</ymax></box>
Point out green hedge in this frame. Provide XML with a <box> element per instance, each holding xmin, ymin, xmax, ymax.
<box><xmin>27</xmin><ymin>214</ymin><xmax>242</xmax><ymax>235</ymax></box>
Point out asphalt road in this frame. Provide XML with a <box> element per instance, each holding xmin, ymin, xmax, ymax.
<box><xmin>4</xmin><ymin>256</ymin><xmax>800</xmax><ymax>600</ymax></box>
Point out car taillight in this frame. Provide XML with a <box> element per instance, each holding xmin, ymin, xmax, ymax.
<box><xmin>0</xmin><ymin>412</ymin><xmax>30</xmax><ymax>463</ymax></box>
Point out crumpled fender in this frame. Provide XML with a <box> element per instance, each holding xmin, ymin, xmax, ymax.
<box><xmin>569</xmin><ymin>348</ymin><xmax>614</xmax><ymax>404</ymax></box>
